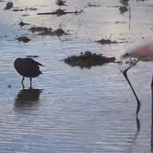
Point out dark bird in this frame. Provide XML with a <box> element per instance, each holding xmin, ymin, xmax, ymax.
<box><xmin>56</xmin><ymin>0</ymin><xmax>67</xmax><ymax>8</ymax></box>
<box><xmin>14</xmin><ymin>58</ymin><xmax>44</xmax><ymax>88</ymax></box>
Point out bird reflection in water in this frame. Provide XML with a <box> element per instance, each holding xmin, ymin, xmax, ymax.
<box><xmin>14</xmin><ymin>88</ymin><xmax>42</xmax><ymax>113</ymax></box>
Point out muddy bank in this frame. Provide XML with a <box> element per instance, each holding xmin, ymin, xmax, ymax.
<box><xmin>12</xmin><ymin>7</ymin><xmax>37</xmax><ymax>12</ymax></box>
<box><xmin>19</xmin><ymin>21</ymin><xmax>30</xmax><ymax>27</ymax></box>
<box><xmin>16</xmin><ymin>36</ymin><xmax>31</xmax><ymax>43</ymax></box>
<box><xmin>63</xmin><ymin>51</ymin><xmax>116</xmax><ymax>69</ymax></box>
<box><xmin>96</xmin><ymin>38</ymin><xmax>117</xmax><ymax>45</ymax></box>
<box><xmin>29</xmin><ymin>26</ymin><xmax>68</xmax><ymax>36</ymax></box>
<box><xmin>37</xmin><ymin>9</ymin><xmax>83</xmax><ymax>16</ymax></box>
<box><xmin>4</xmin><ymin>2</ymin><xmax>13</xmax><ymax>10</ymax></box>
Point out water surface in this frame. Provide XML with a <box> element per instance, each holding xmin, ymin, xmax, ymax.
<box><xmin>0</xmin><ymin>0</ymin><xmax>153</xmax><ymax>152</ymax></box>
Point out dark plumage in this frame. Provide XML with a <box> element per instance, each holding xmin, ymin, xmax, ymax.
<box><xmin>14</xmin><ymin>58</ymin><xmax>44</xmax><ymax>88</ymax></box>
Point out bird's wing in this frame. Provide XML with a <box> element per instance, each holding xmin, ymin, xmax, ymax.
<box><xmin>26</xmin><ymin>58</ymin><xmax>44</xmax><ymax>67</ymax></box>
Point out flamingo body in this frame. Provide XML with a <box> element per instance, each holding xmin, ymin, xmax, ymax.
<box><xmin>120</xmin><ymin>40</ymin><xmax>153</xmax><ymax>114</ymax></box>
<box><xmin>122</xmin><ymin>41</ymin><xmax>153</xmax><ymax>61</ymax></box>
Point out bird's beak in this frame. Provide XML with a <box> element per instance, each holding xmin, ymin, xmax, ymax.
<box><xmin>120</xmin><ymin>53</ymin><xmax>129</xmax><ymax>59</ymax></box>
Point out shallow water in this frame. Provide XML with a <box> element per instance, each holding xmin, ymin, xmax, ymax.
<box><xmin>0</xmin><ymin>0</ymin><xmax>153</xmax><ymax>152</ymax></box>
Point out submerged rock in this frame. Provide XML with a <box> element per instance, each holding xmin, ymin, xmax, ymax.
<box><xmin>25</xmin><ymin>7</ymin><xmax>37</xmax><ymax>11</ymax></box>
<box><xmin>87</xmin><ymin>2</ymin><xmax>101</xmax><ymax>7</ymax></box>
<box><xmin>37</xmin><ymin>9</ymin><xmax>83</xmax><ymax>16</ymax></box>
<box><xmin>119</xmin><ymin>6</ymin><xmax>128</xmax><ymax>13</ymax></box>
<box><xmin>12</xmin><ymin>7</ymin><xmax>37</xmax><ymax>12</ymax></box>
<box><xmin>96</xmin><ymin>39</ymin><xmax>117</xmax><ymax>45</ymax></box>
<box><xmin>63</xmin><ymin>51</ymin><xmax>116</xmax><ymax>69</ymax></box>
<box><xmin>120</xmin><ymin>0</ymin><xmax>129</xmax><ymax>6</ymax></box>
<box><xmin>5</xmin><ymin>2</ymin><xmax>13</xmax><ymax>9</ymax></box>
<box><xmin>54</xmin><ymin>28</ymin><xmax>67</xmax><ymax>36</ymax></box>
<box><xmin>16</xmin><ymin>36</ymin><xmax>31</xmax><ymax>43</ymax></box>
<box><xmin>56</xmin><ymin>0</ymin><xmax>67</xmax><ymax>7</ymax></box>
<box><xmin>19</xmin><ymin>21</ymin><xmax>29</xmax><ymax>27</ymax></box>
<box><xmin>12</xmin><ymin>8</ymin><xmax>24</xmax><ymax>11</ymax></box>
<box><xmin>55</xmin><ymin>9</ymin><xmax>66</xmax><ymax>15</ymax></box>
<box><xmin>29</xmin><ymin>26</ymin><xmax>68</xmax><ymax>36</ymax></box>
<box><xmin>29</xmin><ymin>26</ymin><xmax>52</xmax><ymax>33</ymax></box>
<box><xmin>26</xmin><ymin>55</ymin><xmax>39</xmax><ymax>58</ymax></box>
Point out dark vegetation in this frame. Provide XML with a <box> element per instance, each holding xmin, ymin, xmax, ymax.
<box><xmin>96</xmin><ymin>39</ymin><xmax>117</xmax><ymax>45</ymax></box>
<box><xmin>119</xmin><ymin>6</ymin><xmax>128</xmax><ymax>13</ymax></box>
<box><xmin>29</xmin><ymin>26</ymin><xmax>68</xmax><ymax>36</ymax></box>
<box><xmin>16</xmin><ymin>36</ymin><xmax>31</xmax><ymax>43</ymax></box>
<box><xmin>19</xmin><ymin>21</ymin><xmax>30</xmax><ymax>27</ymax></box>
<box><xmin>4</xmin><ymin>2</ymin><xmax>13</xmax><ymax>9</ymax></box>
<box><xmin>26</xmin><ymin>55</ymin><xmax>39</xmax><ymax>58</ymax></box>
<box><xmin>12</xmin><ymin>7</ymin><xmax>37</xmax><ymax>12</ymax></box>
<box><xmin>37</xmin><ymin>9</ymin><xmax>83</xmax><ymax>16</ymax></box>
<box><xmin>29</xmin><ymin>26</ymin><xmax>52</xmax><ymax>33</ymax></box>
<box><xmin>63</xmin><ymin>51</ymin><xmax>116</xmax><ymax>69</ymax></box>
<box><xmin>119</xmin><ymin>0</ymin><xmax>129</xmax><ymax>13</ymax></box>
<box><xmin>87</xmin><ymin>2</ymin><xmax>101</xmax><ymax>7</ymax></box>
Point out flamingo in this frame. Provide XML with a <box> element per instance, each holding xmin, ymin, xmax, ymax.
<box><xmin>120</xmin><ymin>40</ymin><xmax>153</xmax><ymax>114</ymax></box>
<box><xmin>121</xmin><ymin>41</ymin><xmax>153</xmax><ymax>71</ymax></box>
<box><xmin>121</xmin><ymin>41</ymin><xmax>153</xmax><ymax>147</ymax></box>
<box><xmin>14</xmin><ymin>58</ymin><xmax>44</xmax><ymax>88</ymax></box>
<box><xmin>122</xmin><ymin>41</ymin><xmax>153</xmax><ymax>62</ymax></box>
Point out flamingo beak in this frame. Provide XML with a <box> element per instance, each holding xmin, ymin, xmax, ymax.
<box><xmin>121</xmin><ymin>53</ymin><xmax>130</xmax><ymax>59</ymax></box>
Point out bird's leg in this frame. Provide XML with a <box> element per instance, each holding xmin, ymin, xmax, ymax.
<box><xmin>127</xmin><ymin>116</ymin><xmax>140</xmax><ymax>153</ymax></box>
<box><xmin>21</xmin><ymin>76</ymin><xmax>25</xmax><ymax>84</ymax></box>
<box><xmin>122</xmin><ymin>59</ymin><xmax>141</xmax><ymax>115</ymax></box>
<box><xmin>22</xmin><ymin>83</ymin><xmax>25</xmax><ymax>90</ymax></box>
<box><xmin>30</xmin><ymin>78</ymin><xmax>32</xmax><ymax>89</ymax></box>
<box><xmin>151</xmin><ymin>74</ymin><xmax>153</xmax><ymax>88</ymax></box>
<box><xmin>151</xmin><ymin>74</ymin><xmax>153</xmax><ymax>149</ymax></box>
<box><xmin>21</xmin><ymin>77</ymin><xmax>25</xmax><ymax>89</ymax></box>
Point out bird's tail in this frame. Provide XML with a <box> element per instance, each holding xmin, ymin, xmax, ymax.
<box><xmin>39</xmin><ymin>70</ymin><xmax>43</xmax><ymax>75</ymax></box>
<box><xmin>37</xmin><ymin>62</ymin><xmax>44</xmax><ymax>67</ymax></box>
